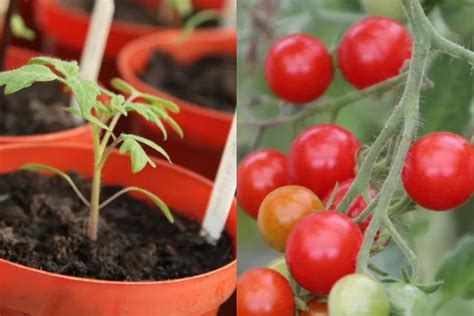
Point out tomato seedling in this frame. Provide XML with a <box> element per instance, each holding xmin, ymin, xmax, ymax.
<box><xmin>288</xmin><ymin>123</ymin><xmax>360</xmax><ymax>197</ymax></box>
<box><xmin>337</xmin><ymin>17</ymin><xmax>412</xmax><ymax>89</ymax></box>
<box><xmin>264</xmin><ymin>33</ymin><xmax>333</xmax><ymax>104</ymax></box>
<box><xmin>258</xmin><ymin>185</ymin><xmax>323</xmax><ymax>252</ymax></box>
<box><xmin>237</xmin><ymin>149</ymin><xmax>289</xmax><ymax>219</ymax></box>
<box><xmin>0</xmin><ymin>57</ymin><xmax>183</xmax><ymax>240</ymax></box>
<box><xmin>237</xmin><ymin>268</ymin><xmax>295</xmax><ymax>316</ymax></box>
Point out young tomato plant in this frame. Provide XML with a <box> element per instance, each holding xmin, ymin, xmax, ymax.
<box><xmin>0</xmin><ymin>57</ymin><xmax>183</xmax><ymax>241</ymax></box>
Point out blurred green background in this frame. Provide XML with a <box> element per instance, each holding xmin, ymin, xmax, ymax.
<box><xmin>237</xmin><ymin>0</ymin><xmax>473</xmax><ymax>314</ymax></box>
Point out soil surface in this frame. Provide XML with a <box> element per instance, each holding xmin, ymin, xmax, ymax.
<box><xmin>141</xmin><ymin>52</ymin><xmax>236</xmax><ymax>112</ymax></box>
<box><xmin>0</xmin><ymin>171</ymin><xmax>233</xmax><ymax>281</ymax></box>
<box><xmin>63</xmin><ymin>0</ymin><xmax>219</xmax><ymax>27</ymax></box>
<box><xmin>0</xmin><ymin>82</ymin><xmax>77</xmax><ymax>136</ymax></box>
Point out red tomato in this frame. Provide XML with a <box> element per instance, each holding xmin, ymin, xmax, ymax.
<box><xmin>288</xmin><ymin>124</ymin><xmax>360</xmax><ymax>198</ymax></box>
<box><xmin>285</xmin><ymin>211</ymin><xmax>362</xmax><ymax>295</ymax></box>
<box><xmin>264</xmin><ymin>33</ymin><xmax>333</xmax><ymax>104</ymax></box>
<box><xmin>237</xmin><ymin>150</ymin><xmax>290</xmax><ymax>218</ymax></box>
<box><xmin>402</xmin><ymin>132</ymin><xmax>474</xmax><ymax>210</ymax></box>
<box><xmin>258</xmin><ymin>185</ymin><xmax>324</xmax><ymax>252</ymax></box>
<box><xmin>337</xmin><ymin>17</ymin><xmax>412</xmax><ymax>89</ymax></box>
<box><xmin>299</xmin><ymin>299</ymin><xmax>328</xmax><ymax>316</ymax></box>
<box><xmin>237</xmin><ymin>268</ymin><xmax>295</xmax><ymax>316</ymax></box>
<box><xmin>324</xmin><ymin>178</ymin><xmax>377</xmax><ymax>233</ymax></box>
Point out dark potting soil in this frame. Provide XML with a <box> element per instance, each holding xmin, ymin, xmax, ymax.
<box><xmin>0</xmin><ymin>171</ymin><xmax>233</xmax><ymax>281</ymax></box>
<box><xmin>63</xmin><ymin>0</ymin><xmax>219</xmax><ymax>27</ymax></box>
<box><xmin>0</xmin><ymin>82</ymin><xmax>77</xmax><ymax>136</ymax></box>
<box><xmin>141</xmin><ymin>52</ymin><xmax>236</xmax><ymax>112</ymax></box>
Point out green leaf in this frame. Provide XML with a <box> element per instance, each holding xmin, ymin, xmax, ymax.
<box><xmin>436</xmin><ymin>236</ymin><xmax>474</xmax><ymax>302</ymax></box>
<box><xmin>149</xmin><ymin>106</ymin><xmax>184</xmax><ymax>138</ymax></box>
<box><xmin>125</xmin><ymin>102</ymin><xmax>168</xmax><ymax>139</ymax></box>
<box><xmin>180</xmin><ymin>10</ymin><xmax>219</xmax><ymax>41</ymax></box>
<box><xmin>121</xmin><ymin>186</ymin><xmax>174</xmax><ymax>223</ymax></box>
<box><xmin>119</xmin><ymin>135</ymin><xmax>157</xmax><ymax>173</ymax></box>
<box><xmin>166</xmin><ymin>0</ymin><xmax>192</xmax><ymax>16</ymax></box>
<box><xmin>110</xmin><ymin>95</ymin><xmax>127</xmax><ymax>116</ymax></box>
<box><xmin>110</xmin><ymin>78</ymin><xmax>137</xmax><ymax>95</ymax></box>
<box><xmin>420</xmin><ymin>55</ymin><xmax>473</xmax><ymax>135</ymax></box>
<box><xmin>385</xmin><ymin>281</ymin><xmax>432</xmax><ymax>316</ymax></box>
<box><xmin>11</xmin><ymin>14</ymin><xmax>36</xmax><ymax>40</ymax></box>
<box><xmin>84</xmin><ymin>114</ymin><xmax>111</xmax><ymax>131</ymax></box>
<box><xmin>20</xmin><ymin>163</ymin><xmax>90</xmax><ymax>207</ymax></box>
<box><xmin>122</xmin><ymin>134</ymin><xmax>171</xmax><ymax>163</ymax></box>
<box><xmin>67</xmin><ymin>78</ymin><xmax>101</xmax><ymax>117</ymax></box>
<box><xmin>140</xmin><ymin>93</ymin><xmax>180</xmax><ymax>113</ymax></box>
<box><xmin>29</xmin><ymin>57</ymin><xmax>80</xmax><ymax>79</ymax></box>
<box><xmin>0</xmin><ymin>65</ymin><xmax>57</xmax><ymax>94</ymax></box>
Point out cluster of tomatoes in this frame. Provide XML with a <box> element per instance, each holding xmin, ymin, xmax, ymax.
<box><xmin>237</xmin><ymin>16</ymin><xmax>474</xmax><ymax>316</ymax></box>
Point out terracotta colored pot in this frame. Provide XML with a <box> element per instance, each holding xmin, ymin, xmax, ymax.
<box><xmin>0</xmin><ymin>143</ymin><xmax>236</xmax><ymax>316</ymax></box>
<box><xmin>0</xmin><ymin>46</ymin><xmax>91</xmax><ymax>146</ymax></box>
<box><xmin>118</xmin><ymin>29</ymin><xmax>235</xmax><ymax>179</ymax></box>
<box><xmin>34</xmin><ymin>0</ymin><xmax>224</xmax><ymax>58</ymax></box>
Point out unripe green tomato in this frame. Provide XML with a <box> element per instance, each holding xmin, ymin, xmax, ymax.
<box><xmin>328</xmin><ymin>274</ymin><xmax>390</xmax><ymax>316</ymax></box>
<box><xmin>361</xmin><ymin>0</ymin><xmax>405</xmax><ymax>21</ymax></box>
<box><xmin>267</xmin><ymin>256</ymin><xmax>292</xmax><ymax>282</ymax></box>
<box><xmin>440</xmin><ymin>1</ymin><xmax>474</xmax><ymax>37</ymax></box>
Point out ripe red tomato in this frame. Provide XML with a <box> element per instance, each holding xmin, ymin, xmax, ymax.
<box><xmin>299</xmin><ymin>299</ymin><xmax>328</xmax><ymax>316</ymax></box>
<box><xmin>264</xmin><ymin>33</ymin><xmax>333</xmax><ymax>104</ymax></box>
<box><xmin>324</xmin><ymin>178</ymin><xmax>377</xmax><ymax>233</ymax></box>
<box><xmin>258</xmin><ymin>185</ymin><xmax>324</xmax><ymax>252</ymax></box>
<box><xmin>237</xmin><ymin>150</ymin><xmax>290</xmax><ymax>218</ymax></box>
<box><xmin>288</xmin><ymin>124</ymin><xmax>360</xmax><ymax>198</ymax></box>
<box><xmin>237</xmin><ymin>268</ymin><xmax>295</xmax><ymax>316</ymax></box>
<box><xmin>337</xmin><ymin>17</ymin><xmax>412</xmax><ymax>89</ymax></box>
<box><xmin>285</xmin><ymin>210</ymin><xmax>362</xmax><ymax>295</ymax></box>
<box><xmin>402</xmin><ymin>132</ymin><xmax>474</xmax><ymax>210</ymax></box>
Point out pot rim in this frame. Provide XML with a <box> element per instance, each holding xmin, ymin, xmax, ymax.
<box><xmin>0</xmin><ymin>143</ymin><xmax>236</xmax><ymax>286</ymax></box>
<box><xmin>118</xmin><ymin>29</ymin><xmax>235</xmax><ymax>123</ymax></box>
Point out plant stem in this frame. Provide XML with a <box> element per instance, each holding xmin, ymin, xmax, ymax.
<box><xmin>239</xmin><ymin>72</ymin><xmax>408</xmax><ymax>128</ymax></box>
<box><xmin>0</xmin><ymin>0</ymin><xmax>17</xmax><ymax>70</ymax></box>
<box><xmin>88</xmin><ymin>123</ymin><xmax>102</xmax><ymax>241</ymax></box>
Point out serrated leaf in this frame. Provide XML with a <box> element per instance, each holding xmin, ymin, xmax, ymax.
<box><xmin>84</xmin><ymin>114</ymin><xmax>111</xmax><ymax>131</ymax></box>
<box><xmin>121</xmin><ymin>134</ymin><xmax>171</xmax><ymax>163</ymax></box>
<box><xmin>119</xmin><ymin>136</ymin><xmax>156</xmax><ymax>173</ymax></box>
<box><xmin>436</xmin><ymin>236</ymin><xmax>474</xmax><ymax>301</ymax></box>
<box><xmin>420</xmin><ymin>55</ymin><xmax>473</xmax><ymax>135</ymax></box>
<box><xmin>0</xmin><ymin>65</ymin><xmax>57</xmax><ymax>94</ymax></box>
<box><xmin>150</xmin><ymin>106</ymin><xmax>184</xmax><ymax>138</ymax></box>
<box><xmin>67</xmin><ymin>78</ymin><xmax>101</xmax><ymax>117</ymax></box>
<box><xmin>29</xmin><ymin>57</ymin><xmax>79</xmax><ymax>79</ymax></box>
<box><xmin>125</xmin><ymin>102</ymin><xmax>168</xmax><ymax>139</ymax></box>
<box><xmin>386</xmin><ymin>281</ymin><xmax>432</xmax><ymax>316</ymax></box>
<box><xmin>110</xmin><ymin>78</ymin><xmax>137</xmax><ymax>95</ymax></box>
<box><xmin>141</xmin><ymin>93</ymin><xmax>180</xmax><ymax>113</ymax></box>
<box><xmin>110</xmin><ymin>95</ymin><xmax>127</xmax><ymax>116</ymax></box>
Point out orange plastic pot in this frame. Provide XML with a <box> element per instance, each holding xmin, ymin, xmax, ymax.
<box><xmin>0</xmin><ymin>144</ymin><xmax>236</xmax><ymax>316</ymax></box>
<box><xmin>34</xmin><ymin>0</ymin><xmax>224</xmax><ymax>59</ymax></box>
<box><xmin>0</xmin><ymin>46</ymin><xmax>91</xmax><ymax>146</ymax></box>
<box><xmin>118</xmin><ymin>29</ymin><xmax>235</xmax><ymax>179</ymax></box>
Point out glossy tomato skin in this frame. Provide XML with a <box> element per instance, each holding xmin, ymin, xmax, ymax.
<box><xmin>285</xmin><ymin>211</ymin><xmax>363</xmax><ymax>295</ymax></box>
<box><xmin>328</xmin><ymin>274</ymin><xmax>390</xmax><ymax>316</ymax></box>
<box><xmin>288</xmin><ymin>124</ymin><xmax>360</xmax><ymax>198</ymax></box>
<box><xmin>258</xmin><ymin>185</ymin><xmax>324</xmax><ymax>252</ymax></box>
<box><xmin>237</xmin><ymin>149</ymin><xmax>289</xmax><ymax>218</ymax></box>
<box><xmin>324</xmin><ymin>178</ymin><xmax>377</xmax><ymax>233</ymax></box>
<box><xmin>299</xmin><ymin>299</ymin><xmax>328</xmax><ymax>316</ymax></box>
<box><xmin>265</xmin><ymin>33</ymin><xmax>333</xmax><ymax>104</ymax></box>
<box><xmin>237</xmin><ymin>268</ymin><xmax>295</xmax><ymax>316</ymax></box>
<box><xmin>338</xmin><ymin>17</ymin><xmax>412</xmax><ymax>89</ymax></box>
<box><xmin>402</xmin><ymin>132</ymin><xmax>474</xmax><ymax>210</ymax></box>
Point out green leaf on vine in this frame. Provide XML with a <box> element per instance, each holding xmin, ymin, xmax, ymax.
<box><xmin>119</xmin><ymin>135</ymin><xmax>157</xmax><ymax>173</ymax></box>
<box><xmin>420</xmin><ymin>55</ymin><xmax>472</xmax><ymax>135</ymax></box>
<box><xmin>66</xmin><ymin>78</ymin><xmax>101</xmax><ymax>117</ymax></box>
<box><xmin>0</xmin><ymin>65</ymin><xmax>57</xmax><ymax>94</ymax></box>
<box><xmin>436</xmin><ymin>236</ymin><xmax>474</xmax><ymax>302</ymax></box>
<box><xmin>29</xmin><ymin>57</ymin><xmax>80</xmax><ymax>79</ymax></box>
